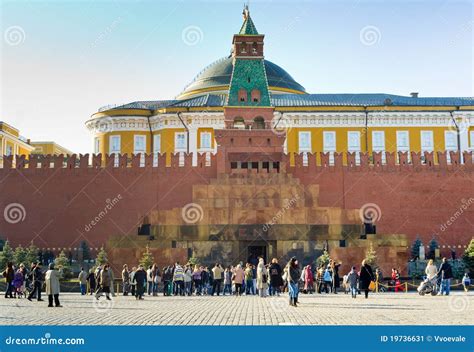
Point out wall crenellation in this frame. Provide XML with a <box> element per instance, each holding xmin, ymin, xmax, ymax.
<box><xmin>0</xmin><ymin>151</ymin><xmax>473</xmax><ymax>173</ymax></box>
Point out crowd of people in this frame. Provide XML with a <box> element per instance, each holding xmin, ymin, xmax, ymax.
<box><xmin>110</xmin><ymin>257</ymin><xmax>377</xmax><ymax>305</ymax></box>
<box><xmin>2</xmin><ymin>261</ymin><xmax>62</xmax><ymax>307</ymax></box>
<box><xmin>2</xmin><ymin>256</ymin><xmax>470</xmax><ymax>308</ymax></box>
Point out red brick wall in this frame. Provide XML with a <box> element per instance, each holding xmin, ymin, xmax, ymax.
<box><xmin>1</xmin><ymin>152</ymin><xmax>473</xmax><ymax>259</ymax></box>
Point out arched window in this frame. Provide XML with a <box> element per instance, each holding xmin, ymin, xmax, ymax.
<box><xmin>252</xmin><ymin>43</ymin><xmax>258</xmax><ymax>55</ymax></box>
<box><xmin>253</xmin><ymin>116</ymin><xmax>265</xmax><ymax>130</ymax></box>
<box><xmin>238</xmin><ymin>89</ymin><xmax>247</xmax><ymax>102</ymax></box>
<box><xmin>251</xmin><ymin>89</ymin><xmax>261</xmax><ymax>103</ymax></box>
<box><xmin>233</xmin><ymin>116</ymin><xmax>245</xmax><ymax>129</ymax></box>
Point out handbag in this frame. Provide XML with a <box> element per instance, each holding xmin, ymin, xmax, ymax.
<box><xmin>369</xmin><ymin>280</ymin><xmax>376</xmax><ymax>291</ymax></box>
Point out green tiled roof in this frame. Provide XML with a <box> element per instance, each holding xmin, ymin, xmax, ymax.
<box><xmin>239</xmin><ymin>14</ymin><xmax>258</xmax><ymax>35</ymax></box>
<box><xmin>227</xmin><ymin>59</ymin><xmax>271</xmax><ymax>106</ymax></box>
<box><xmin>103</xmin><ymin>94</ymin><xmax>474</xmax><ymax>113</ymax></box>
<box><xmin>270</xmin><ymin>94</ymin><xmax>474</xmax><ymax>107</ymax></box>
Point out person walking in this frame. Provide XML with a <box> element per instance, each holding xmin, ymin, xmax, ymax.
<box><xmin>360</xmin><ymin>260</ymin><xmax>374</xmax><ymax>299</ymax></box>
<box><xmin>122</xmin><ymin>264</ymin><xmax>130</xmax><ymax>296</ymax></box>
<box><xmin>437</xmin><ymin>257</ymin><xmax>453</xmax><ymax>296</ymax></box>
<box><xmin>108</xmin><ymin>266</ymin><xmax>115</xmax><ymax>297</ymax></box>
<box><xmin>392</xmin><ymin>269</ymin><xmax>402</xmax><ymax>292</ymax></box>
<box><xmin>223</xmin><ymin>266</ymin><xmax>232</xmax><ymax>295</ymax></box>
<box><xmin>425</xmin><ymin>259</ymin><xmax>437</xmax><ymax>280</ymax></box>
<box><xmin>13</xmin><ymin>265</ymin><xmax>25</xmax><ymax>298</ymax></box>
<box><xmin>78</xmin><ymin>267</ymin><xmax>87</xmax><ymax>295</ymax></box>
<box><xmin>323</xmin><ymin>265</ymin><xmax>332</xmax><ymax>293</ymax></box>
<box><xmin>2</xmin><ymin>262</ymin><xmax>14</xmax><ymax>299</ymax></box>
<box><xmin>192</xmin><ymin>265</ymin><xmax>202</xmax><ymax>295</ymax></box>
<box><xmin>331</xmin><ymin>260</ymin><xmax>341</xmax><ymax>294</ymax></box>
<box><xmin>27</xmin><ymin>262</ymin><xmax>44</xmax><ymax>301</ymax></box>
<box><xmin>316</xmin><ymin>266</ymin><xmax>324</xmax><ymax>294</ymax></box>
<box><xmin>211</xmin><ymin>263</ymin><xmax>223</xmax><ymax>296</ymax></box>
<box><xmin>173</xmin><ymin>262</ymin><xmax>185</xmax><ymax>296</ymax></box>
<box><xmin>45</xmin><ymin>263</ymin><xmax>62</xmax><ymax>307</ymax></box>
<box><xmin>269</xmin><ymin>258</ymin><xmax>283</xmax><ymax>296</ymax></box>
<box><xmin>146</xmin><ymin>265</ymin><xmax>153</xmax><ymax>295</ymax></box>
<box><xmin>347</xmin><ymin>266</ymin><xmax>359</xmax><ymax>298</ymax></box>
<box><xmin>233</xmin><ymin>264</ymin><xmax>245</xmax><ymax>296</ymax></box>
<box><xmin>303</xmin><ymin>264</ymin><xmax>314</xmax><ymax>294</ymax></box>
<box><xmin>134</xmin><ymin>265</ymin><xmax>147</xmax><ymax>300</ymax></box>
<box><xmin>287</xmin><ymin>257</ymin><xmax>300</xmax><ymax>306</ymax></box>
<box><xmin>256</xmin><ymin>258</ymin><xmax>268</xmax><ymax>298</ymax></box>
<box><xmin>184</xmin><ymin>265</ymin><xmax>193</xmax><ymax>296</ymax></box>
<box><xmin>244</xmin><ymin>264</ymin><xmax>254</xmax><ymax>295</ymax></box>
<box><xmin>86</xmin><ymin>268</ymin><xmax>96</xmax><ymax>295</ymax></box>
<box><xmin>129</xmin><ymin>267</ymin><xmax>137</xmax><ymax>297</ymax></box>
<box><xmin>94</xmin><ymin>265</ymin><xmax>102</xmax><ymax>296</ymax></box>
<box><xmin>96</xmin><ymin>264</ymin><xmax>112</xmax><ymax>301</ymax></box>
<box><xmin>462</xmin><ymin>273</ymin><xmax>471</xmax><ymax>292</ymax></box>
<box><xmin>152</xmin><ymin>264</ymin><xmax>160</xmax><ymax>296</ymax></box>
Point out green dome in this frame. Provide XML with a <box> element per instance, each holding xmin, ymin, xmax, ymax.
<box><xmin>178</xmin><ymin>56</ymin><xmax>306</xmax><ymax>99</ymax></box>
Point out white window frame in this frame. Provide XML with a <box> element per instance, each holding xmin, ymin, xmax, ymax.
<box><xmin>134</xmin><ymin>135</ymin><xmax>146</xmax><ymax>166</ymax></box>
<box><xmin>175</xmin><ymin>132</ymin><xmax>187</xmax><ymax>152</ymax></box>
<box><xmin>94</xmin><ymin>137</ymin><xmax>100</xmax><ymax>154</ymax></box>
<box><xmin>372</xmin><ymin>131</ymin><xmax>386</xmax><ymax>163</ymax></box>
<box><xmin>323</xmin><ymin>131</ymin><xmax>336</xmax><ymax>165</ymax></box>
<box><xmin>200</xmin><ymin>132</ymin><xmax>212</xmax><ymax>150</ymax></box>
<box><xmin>109</xmin><ymin>135</ymin><xmax>121</xmax><ymax>167</ymax></box>
<box><xmin>445</xmin><ymin>130</ymin><xmax>458</xmax><ymax>164</ymax></box>
<box><xmin>347</xmin><ymin>131</ymin><xmax>361</xmax><ymax>165</ymax></box>
<box><xmin>420</xmin><ymin>130</ymin><xmax>434</xmax><ymax>152</ymax></box>
<box><xmin>396</xmin><ymin>131</ymin><xmax>410</xmax><ymax>151</ymax></box>
<box><xmin>153</xmin><ymin>134</ymin><xmax>161</xmax><ymax>166</ymax></box>
<box><xmin>298</xmin><ymin>131</ymin><xmax>311</xmax><ymax>153</ymax></box>
<box><xmin>109</xmin><ymin>135</ymin><xmax>121</xmax><ymax>154</ymax></box>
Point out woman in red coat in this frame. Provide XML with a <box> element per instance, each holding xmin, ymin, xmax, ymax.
<box><xmin>303</xmin><ymin>265</ymin><xmax>314</xmax><ymax>293</ymax></box>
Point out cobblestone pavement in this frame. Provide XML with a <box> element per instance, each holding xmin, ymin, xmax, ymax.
<box><xmin>1</xmin><ymin>292</ymin><xmax>472</xmax><ymax>325</ymax></box>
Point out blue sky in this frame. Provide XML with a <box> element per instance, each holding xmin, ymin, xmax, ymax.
<box><xmin>1</xmin><ymin>0</ymin><xmax>472</xmax><ymax>153</ymax></box>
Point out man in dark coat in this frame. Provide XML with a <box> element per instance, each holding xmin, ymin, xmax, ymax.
<box><xmin>27</xmin><ymin>262</ymin><xmax>44</xmax><ymax>301</ymax></box>
<box><xmin>269</xmin><ymin>258</ymin><xmax>283</xmax><ymax>296</ymax></box>
<box><xmin>359</xmin><ymin>260</ymin><xmax>374</xmax><ymax>299</ymax></box>
<box><xmin>134</xmin><ymin>265</ymin><xmax>147</xmax><ymax>300</ymax></box>
<box><xmin>437</xmin><ymin>257</ymin><xmax>453</xmax><ymax>295</ymax></box>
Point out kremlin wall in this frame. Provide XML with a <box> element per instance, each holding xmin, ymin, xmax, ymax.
<box><xmin>1</xmin><ymin>150</ymin><xmax>473</xmax><ymax>274</ymax></box>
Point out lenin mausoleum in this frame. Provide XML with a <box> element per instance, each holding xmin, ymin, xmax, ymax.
<box><xmin>1</xmin><ymin>8</ymin><xmax>473</xmax><ymax>273</ymax></box>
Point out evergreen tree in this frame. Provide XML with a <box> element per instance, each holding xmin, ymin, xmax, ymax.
<box><xmin>38</xmin><ymin>249</ymin><xmax>44</xmax><ymax>265</ymax></box>
<box><xmin>54</xmin><ymin>250</ymin><xmax>71</xmax><ymax>279</ymax></box>
<box><xmin>139</xmin><ymin>245</ymin><xmax>154</xmax><ymax>269</ymax></box>
<box><xmin>428</xmin><ymin>238</ymin><xmax>439</xmax><ymax>260</ymax></box>
<box><xmin>26</xmin><ymin>242</ymin><xmax>39</xmax><ymax>265</ymax></box>
<box><xmin>80</xmin><ymin>241</ymin><xmax>91</xmax><ymax>261</ymax></box>
<box><xmin>411</xmin><ymin>236</ymin><xmax>422</xmax><ymax>260</ymax></box>
<box><xmin>188</xmin><ymin>256</ymin><xmax>200</xmax><ymax>266</ymax></box>
<box><xmin>365</xmin><ymin>243</ymin><xmax>378</xmax><ymax>268</ymax></box>
<box><xmin>13</xmin><ymin>244</ymin><xmax>28</xmax><ymax>266</ymax></box>
<box><xmin>316</xmin><ymin>250</ymin><xmax>330</xmax><ymax>267</ymax></box>
<box><xmin>95</xmin><ymin>246</ymin><xmax>108</xmax><ymax>266</ymax></box>
<box><xmin>463</xmin><ymin>239</ymin><xmax>474</xmax><ymax>276</ymax></box>
<box><xmin>0</xmin><ymin>240</ymin><xmax>14</xmax><ymax>270</ymax></box>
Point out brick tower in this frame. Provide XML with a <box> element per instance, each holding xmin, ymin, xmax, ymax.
<box><xmin>216</xmin><ymin>6</ymin><xmax>283</xmax><ymax>174</ymax></box>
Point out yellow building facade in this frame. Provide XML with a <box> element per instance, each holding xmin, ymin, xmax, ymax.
<box><xmin>86</xmin><ymin>14</ymin><xmax>474</xmax><ymax>165</ymax></box>
<box><xmin>0</xmin><ymin>122</ymin><xmax>35</xmax><ymax>166</ymax></box>
<box><xmin>30</xmin><ymin>141</ymin><xmax>74</xmax><ymax>156</ymax></box>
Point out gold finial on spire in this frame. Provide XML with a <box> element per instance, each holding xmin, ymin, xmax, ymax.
<box><xmin>243</xmin><ymin>3</ymin><xmax>249</xmax><ymax>20</ymax></box>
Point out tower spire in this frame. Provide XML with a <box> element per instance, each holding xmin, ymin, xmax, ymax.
<box><xmin>239</xmin><ymin>3</ymin><xmax>258</xmax><ymax>35</ymax></box>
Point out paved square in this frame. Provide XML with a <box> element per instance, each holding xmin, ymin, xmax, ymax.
<box><xmin>1</xmin><ymin>292</ymin><xmax>472</xmax><ymax>325</ymax></box>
